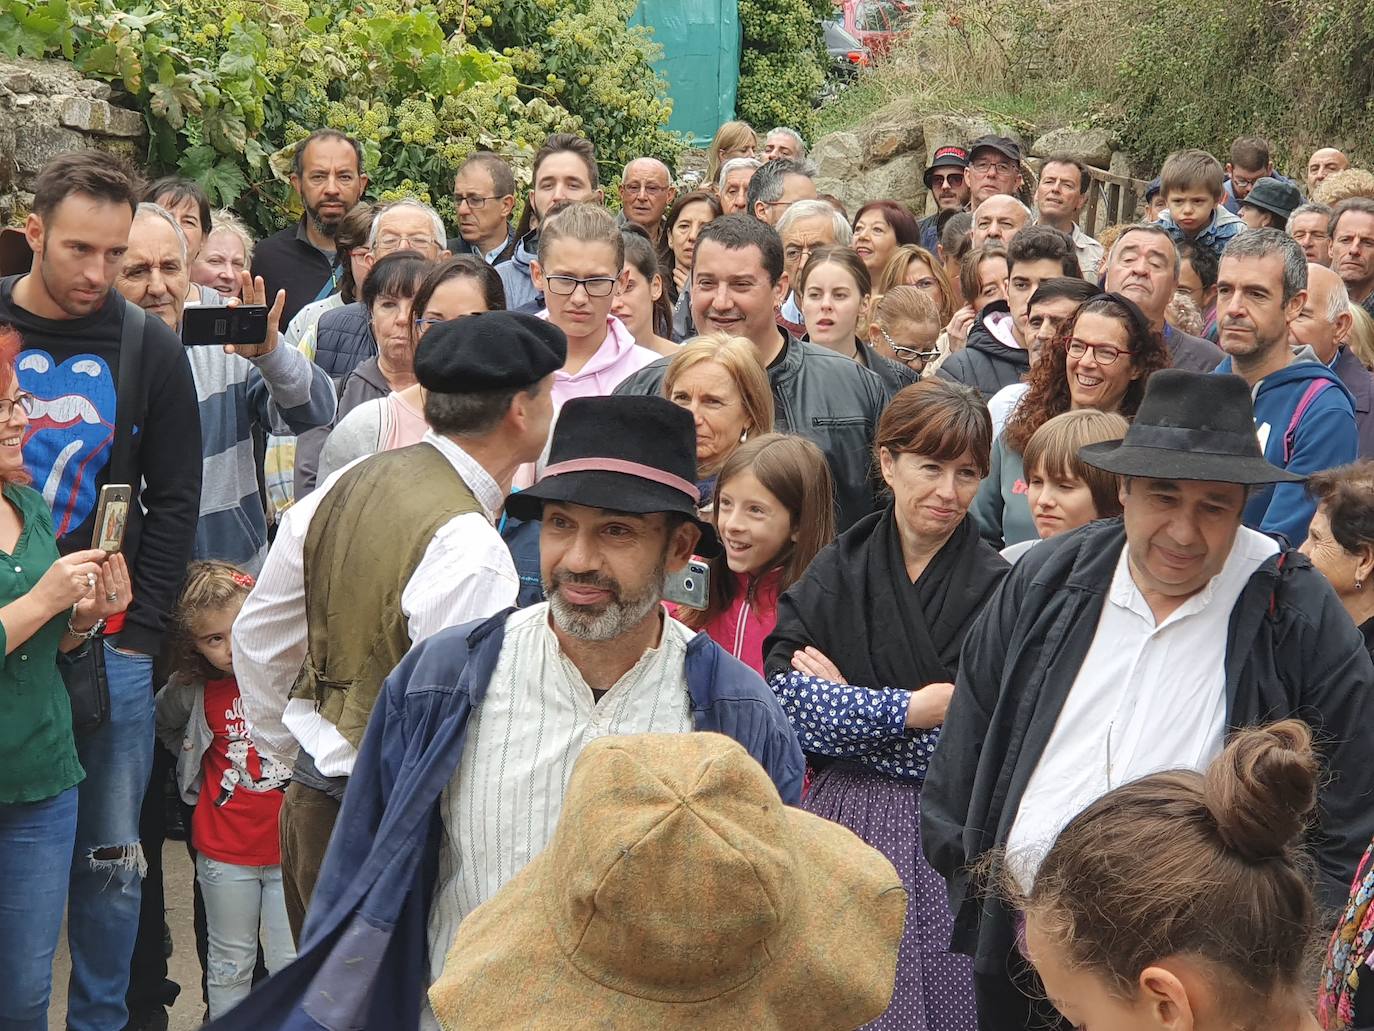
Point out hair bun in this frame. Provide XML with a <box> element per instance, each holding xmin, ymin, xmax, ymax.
<box><xmin>1202</xmin><ymin>720</ymin><xmax>1319</xmax><ymax>862</ymax></box>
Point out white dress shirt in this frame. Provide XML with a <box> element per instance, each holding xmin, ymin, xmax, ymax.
<box><xmin>1005</xmin><ymin>526</ymin><xmax>1279</xmax><ymax>890</ymax></box>
<box><xmin>426</xmin><ymin>604</ymin><xmax>695</xmax><ymax>986</ymax></box>
<box><xmin>235</xmin><ymin>431</ymin><xmax>519</xmax><ymax>776</ymax></box>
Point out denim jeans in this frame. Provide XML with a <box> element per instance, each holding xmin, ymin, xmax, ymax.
<box><xmin>196</xmin><ymin>855</ymin><xmax>296</xmax><ymax>1017</ymax></box>
<box><xmin>66</xmin><ymin>643</ymin><xmax>154</xmax><ymax>1031</ymax></box>
<box><xmin>0</xmin><ymin>786</ymin><xmax>78</xmax><ymax>1030</ymax></box>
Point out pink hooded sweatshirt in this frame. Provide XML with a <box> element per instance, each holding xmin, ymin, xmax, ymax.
<box><xmin>700</xmin><ymin>568</ymin><xmax>783</xmax><ymax>678</ymax></box>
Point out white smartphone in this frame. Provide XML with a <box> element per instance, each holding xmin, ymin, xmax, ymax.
<box><xmin>662</xmin><ymin>559</ymin><xmax>710</xmax><ymax>609</ymax></box>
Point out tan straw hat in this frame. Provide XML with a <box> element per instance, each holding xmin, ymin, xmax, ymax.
<box><xmin>429</xmin><ymin>732</ymin><xmax>907</xmax><ymax>1030</ymax></box>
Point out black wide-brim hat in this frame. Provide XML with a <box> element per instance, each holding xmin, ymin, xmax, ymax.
<box><xmin>507</xmin><ymin>395</ymin><xmax>721</xmax><ymax>556</ymax></box>
<box><xmin>1079</xmin><ymin>369</ymin><xmax>1305</xmax><ymax>485</ymax></box>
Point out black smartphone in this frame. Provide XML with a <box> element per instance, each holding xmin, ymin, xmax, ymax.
<box><xmin>182</xmin><ymin>305</ymin><xmax>269</xmax><ymax>347</ymax></box>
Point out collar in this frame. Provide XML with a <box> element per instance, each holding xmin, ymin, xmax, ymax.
<box><xmin>421</xmin><ymin>430</ymin><xmax>503</xmax><ymax>522</ymax></box>
<box><xmin>985</xmin><ymin>309</ymin><xmax>1023</xmax><ymax>349</ymax></box>
<box><xmin>1111</xmin><ymin>525</ymin><xmax>1278</xmax><ymax>627</ymax></box>
<box><xmin>483</xmin><ymin>229</ymin><xmax>514</xmax><ymax>264</ymax></box>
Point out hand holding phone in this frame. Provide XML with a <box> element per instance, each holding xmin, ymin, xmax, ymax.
<box><xmin>223</xmin><ymin>271</ymin><xmax>286</xmax><ymax>359</ymax></box>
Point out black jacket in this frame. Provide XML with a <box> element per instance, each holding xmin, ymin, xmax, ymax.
<box><xmin>857</xmin><ymin>340</ymin><xmax>919</xmax><ymax>395</ymax></box>
<box><xmin>922</xmin><ymin>519</ymin><xmax>1374</xmax><ymax>978</ymax></box>
<box><xmin>253</xmin><ymin>220</ymin><xmax>338</xmax><ymax>327</ymax></box>
<box><xmin>936</xmin><ymin>301</ymin><xmax>1028</xmax><ymax>400</ymax></box>
<box><xmin>615</xmin><ymin>331</ymin><xmax>892</xmax><ymax>530</ymax></box>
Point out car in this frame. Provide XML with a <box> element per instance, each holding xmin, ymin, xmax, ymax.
<box><xmin>834</xmin><ymin>0</ymin><xmax>910</xmax><ymax>58</ymax></box>
<box><xmin>822</xmin><ymin>18</ymin><xmax>870</xmax><ymax>74</ymax></box>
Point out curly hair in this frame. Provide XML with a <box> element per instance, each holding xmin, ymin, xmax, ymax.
<box><xmin>1003</xmin><ymin>292</ymin><xmax>1169</xmax><ymax>455</ymax></box>
<box><xmin>173</xmin><ymin>560</ymin><xmax>255</xmax><ymax>680</ymax></box>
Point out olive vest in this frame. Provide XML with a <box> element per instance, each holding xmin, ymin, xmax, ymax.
<box><xmin>291</xmin><ymin>442</ymin><xmax>482</xmax><ymax>748</ymax></box>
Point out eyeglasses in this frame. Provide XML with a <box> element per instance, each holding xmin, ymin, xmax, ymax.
<box><xmin>455</xmin><ymin>194</ymin><xmax>501</xmax><ymax>210</ymax></box>
<box><xmin>970</xmin><ymin>159</ymin><xmax>1016</xmax><ymax>176</ymax></box>
<box><xmin>377</xmin><ymin>233</ymin><xmax>436</xmax><ymax>251</ymax></box>
<box><xmin>931</xmin><ymin>172</ymin><xmax>965</xmax><ymax>187</ymax></box>
<box><xmin>879</xmin><ymin>328</ymin><xmax>940</xmax><ymax>364</ymax></box>
<box><xmin>0</xmin><ymin>392</ymin><xmax>35</xmax><ymax>421</ymax></box>
<box><xmin>1067</xmin><ymin>339</ymin><xmax>1133</xmax><ymax>365</ymax></box>
<box><xmin>543</xmin><ymin>274</ymin><xmax>619</xmax><ymax>298</ymax></box>
<box><xmin>622</xmin><ymin>183</ymin><xmax>668</xmax><ymax>196</ymax></box>
<box><xmin>1230</xmin><ymin>173</ymin><xmax>1264</xmax><ymax>190</ymax></box>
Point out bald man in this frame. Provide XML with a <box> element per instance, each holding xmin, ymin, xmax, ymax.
<box><xmin>971</xmin><ymin>194</ymin><xmax>1030</xmax><ymax>248</ymax></box>
<box><xmin>618</xmin><ymin>158</ymin><xmax>675</xmax><ymax>244</ymax></box>
<box><xmin>1308</xmin><ymin>148</ymin><xmax>1351</xmax><ymax>194</ymax></box>
<box><xmin>1292</xmin><ymin>262</ymin><xmax>1374</xmax><ymax>456</ymax></box>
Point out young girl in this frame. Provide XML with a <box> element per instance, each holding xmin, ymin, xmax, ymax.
<box><xmin>677</xmin><ymin>433</ymin><xmax>835</xmax><ymax>675</ymax></box>
<box><xmin>155</xmin><ymin>562</ymin><xmax>294</xmax><ymax>1018</ymax></box>
<box><xmin>1002</xmin><ymin>409</ymin><xmax>1129</xmax><ymax>562</ymax></box>
<box><xmin>1017</xmin><ymin>720</ymin><xmax>1323</xmax><ymax>1031</ymax></box>
<box><xmin>610</xmin><ymin>225</ymin><xmax>677</xmax><ymax>355</ymax></box>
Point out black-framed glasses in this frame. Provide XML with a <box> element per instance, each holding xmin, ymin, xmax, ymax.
<box><xmin>455</xmin><ymin>194</ymin><xmax>501</xmax><ymax>210</ymax></box>
<box><xmin>879</xmin><ymin>327</ymin><xmax>939</xmax><ymax>364</ymax></box>
<box><xmin>0</xmin><ymin>392</ymin><xmax>35</xmax><ymax>421</ymax></box>
<box><xmin>543</xmin><ymin>274</ymin><xmax>619</xmax><ymax>298</ymax></box>
<box><xmin>930</xmin><ymin>172</ymin><xmax>965</xmax><ymax>187</ymax></box>
<box><xmin>1066</xmin><ymin>340</ymin><xmax>1132</xmax><ymax>365</ymax></box>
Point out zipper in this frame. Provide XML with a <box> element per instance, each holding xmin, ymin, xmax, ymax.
<box><xmin>733</xmin><ymin>596</ymin><xmax>750</xmax><ymax>658</ymax></box>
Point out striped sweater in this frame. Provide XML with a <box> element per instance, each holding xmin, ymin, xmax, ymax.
<box><xmin>187</xmin><ymin>344</ymin><xmax>336</xmax><ymax>574</ymax></box>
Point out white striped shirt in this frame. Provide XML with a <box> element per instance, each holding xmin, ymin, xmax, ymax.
<box><xmin>234</xmin><ymin>431</ymin><xmax>518</xmax><ymax>777</ymax></box>
<box><xmin>426</xmin><ymin>604</ymin><xmax>694</xmax><ymax>986</ymax></box>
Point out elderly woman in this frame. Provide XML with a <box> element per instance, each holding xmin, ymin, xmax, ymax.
<box><xmin>973</xmin><ymin>292</ymin><xmax>1171</xmax><ymax>549</ymax></box>
<box><xmin>0</xmin><ymin>326</ymin><xmax>131</xmax><ymax>1026</ymax></box>
<box><xmin>191</xmin><ymin>208</ymin><xmax>254</xmax><ymax>301</ymax></box>
<box><xmin>1302</xmin><ymin>461</ymin><xmax>1374</xmax><ymax>655</ymax></box>
<box><xmin>764</xmin><ymin>379</ymin><xmax>1008</xmax><ymax>1031</ymax></box>
<box><xmin>319</xmin><ymin>256</ymin><xmax>506</xmax><ymax>480</ymax></box>
<box><xmin>662</xmin><ymin>334</ymin><xmax>774</xmax><ymax>505</ymax></box>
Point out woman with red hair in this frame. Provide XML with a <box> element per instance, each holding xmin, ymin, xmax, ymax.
<box><xmin>0</xmin><ymin>325</ymin><xmax>131</xmax><ymax>1027</ymax></box>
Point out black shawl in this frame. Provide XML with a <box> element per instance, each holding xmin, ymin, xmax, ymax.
<box><xmin>764</xmin><ymin>504</ymin><xmax>1009</xmax><ymax>690</ymax></box>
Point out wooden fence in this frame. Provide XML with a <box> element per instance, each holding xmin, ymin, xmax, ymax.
<box><xmin>1025</xmin><ymin>158</ymin><xmax>1150</xmax><ymax>234</ymax></box>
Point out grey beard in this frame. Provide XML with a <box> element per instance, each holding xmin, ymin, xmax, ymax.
<box><xmin>546</xmin><ymin>561</ymin><xmax>666</xmax><ymax>642</ymax></box>
<box><xmin>305</xmin><ymin>204</ymin><xmax>342</xmax><ymax>238</ymax></box>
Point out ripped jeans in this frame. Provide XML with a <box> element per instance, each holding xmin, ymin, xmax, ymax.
<box><xmin>66</xmin><ymin>643</ymin><xmax>154</xmax><ymax>1031</ymax></box>
<box><xmin>196</xmin><ymin>856</ymin><xmax>295</xmax><ymax>1017</ymax></box>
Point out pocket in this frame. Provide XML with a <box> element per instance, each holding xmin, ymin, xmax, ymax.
<box><xmin>104</xmin><ymin>641</ymin><xmax>152</xmax><ymax>663</ymax></box>
<box><xmin>810</xmin><ymin>416</ymin><xmax>867</xmax><ymax>428</ymax></box>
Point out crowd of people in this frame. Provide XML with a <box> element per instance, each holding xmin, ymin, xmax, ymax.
<box><xmin>0</xmin><ymin>112</ymin><xmax>1372</xmax><ymax>1031</ymax></box>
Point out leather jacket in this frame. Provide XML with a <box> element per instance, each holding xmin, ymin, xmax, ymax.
<box><xmin>615</xmin><ymin>330</ymin><xmax>892</xmax><ymax>529</ymax></box>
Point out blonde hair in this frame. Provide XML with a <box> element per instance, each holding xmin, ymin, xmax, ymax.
<box><xmin>706</xmin><ymin>121</ymin><xmax>758</xmax><ymax>186</ymax></box>
<box><xmin>872</xmin><ymin>285</ymin><xmax>941</xmax><ymax>330</ymax></box>
<box><xmin>204</xmin><ymin>208</ymin><xmax>254</xmax><ymax>269</ymax></box>
<box><xmin>662</xmin><ymin>333</ymin><xmax>775</xmax><ymax>444</ymax></box>
<box><xmin>536</xmin><ymin>202</ymin><xmax>624</xmax><ymax>268</ymax></box>
<box><xmin>1348</xmin><ymin>303</ymin><xmax>1374</xmax><ymax>371</ymax></box>
<box><xmin>875</xmin><ymin>244</ymin><xmax>955</xmax><ymax>323</ymax></box>
<box><xmin>1096</xmin><ymin>222</ymin><xmax>1129</xmax><ymax>252</ymax></box>
<box><xmin>173</xmin><ymin>560</ymin><xmax>255</xmax><ymax>679</ymax></box>
<box><xmin>1312</xmin><ymin>168</ymin><xmax>1374</xmax><ymax>207</ymax></box>
<box><xmin>1022</xmin><ymin>409</ymin><xmax>1130</xmax><ymax>522</ymax></box>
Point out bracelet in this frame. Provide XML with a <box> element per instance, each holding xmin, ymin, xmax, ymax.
<box><xmin>66</xmin><ymin>617</ymin><xmax>105</xmax><ymax>640</ymax></box>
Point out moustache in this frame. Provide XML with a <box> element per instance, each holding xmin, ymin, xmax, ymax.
<box><xmin>549</xmin><ymin>568</ymin><xmax>621</xmax><ymax>600</ymax></box>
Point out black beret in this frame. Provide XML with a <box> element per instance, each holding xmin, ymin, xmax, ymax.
<box><xmin>414</xmin><ymin>311</ymin><xmax>567</xmax><ymax>393</ymax></box>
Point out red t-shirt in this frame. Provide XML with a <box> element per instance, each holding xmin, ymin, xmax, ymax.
<box><xmin>192</xmin><ymin>676</ymin><xmax>284</xmax><ymax>866</ymax></box>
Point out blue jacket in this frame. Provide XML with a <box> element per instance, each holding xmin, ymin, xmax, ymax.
<box><xmin>208</xmin><ymin>610</ymin><xmax>805</xmax><ymax>1031</ymax></box>
<box><xmin>1157</xmin><ymin>204</ymin><xmax>1245</xmax><ymax>258</ymax></box>
<box><xmin>495</xmin><ymin>231</ymin><xmax>541</xmax><ymax>312</ymax></box>
<box><xmin>1216</xmin><ymin>354</ymin><xmax>1357</xmax><ymax>547</ymax></box>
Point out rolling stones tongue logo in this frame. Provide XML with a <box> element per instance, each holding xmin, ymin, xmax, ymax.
<box><xmin>17</xmin><ymin>351</ymin><xmax>117</xmax><ymax>538</ymax></box>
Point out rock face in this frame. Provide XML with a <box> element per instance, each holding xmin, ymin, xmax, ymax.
<box><xmin>812</xmin><ymin>98</ymin><xmax>1028</xmax><ymax>216</ymax></box>
<box><xmin>1030</xmin><ymin>126</ymin><xmax>1116</xmax><ymax>168</ymax></box>
<box><xmin>0</xmin><ymin>56</ymin><xmax>147</xmax><ymax>224</ymax></box>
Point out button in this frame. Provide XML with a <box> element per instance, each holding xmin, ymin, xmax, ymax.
<box><xmin>12</xmin><ymin>566</ymin><xmax>19</xmax><ymax>572</ymax></box>
<box><xmin>19</xmin><ymin>654</ymin><xmax>26</xmax><ymax>661</ymax></box>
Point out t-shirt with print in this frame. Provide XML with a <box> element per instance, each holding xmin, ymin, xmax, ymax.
<box><xmin>192</xmin><ymin>675</ymin><xmax>287</xmax><ymax>866</ymax></box>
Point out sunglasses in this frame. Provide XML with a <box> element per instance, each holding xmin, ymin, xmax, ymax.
<box><xmin>930</xmin><ymin>171</ymin><xmax>965</xmax><ymax>187</ymax></box>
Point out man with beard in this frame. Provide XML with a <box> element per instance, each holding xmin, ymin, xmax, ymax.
<box><xmin>254</xmin><ymin>130</ymin><xmax>370</xmax><ymax>326</ymax></box>
<box><xmin>216</xmin><ymin>394</ymin><xmax>804</xmax><ymax>1029</ymax></box>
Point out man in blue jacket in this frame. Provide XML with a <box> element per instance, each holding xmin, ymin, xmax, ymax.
<box><xmin>1213</xmin><ymin>228</ymin><xmax>1357</xmax><ymax>546</ymax></box>
<box><xmin>208</xmin><ymin>395</ymin><xmax>804</xmax><ymax>1030</ymax></box>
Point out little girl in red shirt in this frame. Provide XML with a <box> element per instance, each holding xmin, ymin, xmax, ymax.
<box><xmin>155</xmin><ymin>561</ymin><xmax>294</xmax><ymax>1017</ymax></box>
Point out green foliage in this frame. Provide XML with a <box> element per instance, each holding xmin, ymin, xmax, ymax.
<box><xmin>1112</xmin><ymin>0</ymin><xmax>1374</xmax><ymax>170</ymax></box>
<box><xmin>736</xmin><ymin>0</ymin><xmax>828</xmax><ymax>141</ymax></box>
<box><xmin>0</xmin><ymin>0</ymin><xmax>680</xmax><ymax>235</ymax></box>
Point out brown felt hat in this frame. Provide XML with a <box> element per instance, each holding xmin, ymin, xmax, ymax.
<box><xmin>428</xmin><ymin>733</ymin><xmax>908</xmax><ymax>1030</ymax></box>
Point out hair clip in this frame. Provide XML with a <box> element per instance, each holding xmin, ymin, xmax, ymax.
<box><xmin>231</xmin><ymin>571</ymin><xmax>256</xmax><ymax>589</ymax></box>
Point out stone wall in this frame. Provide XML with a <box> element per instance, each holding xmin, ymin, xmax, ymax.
<box><xmin>0</xmin><ymin>56</ymin><xmax>147</xmax><ymax>224</ymax></box>
<box><xmin>811</xmin><ymin>97</ymin><xmax>1143</xmax><ymax>225</ymax></box>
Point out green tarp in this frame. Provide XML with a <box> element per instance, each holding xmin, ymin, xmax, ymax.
<box><xmin>631</xmin><ymin>0</ymin><xmax>740</xmax><ymax>142</ymax></box>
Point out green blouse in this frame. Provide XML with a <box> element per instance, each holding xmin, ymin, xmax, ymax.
<box><xmin>0</xmin><ymin>483</ymin><xmax>83</xmax><ymax>804</ymax></box>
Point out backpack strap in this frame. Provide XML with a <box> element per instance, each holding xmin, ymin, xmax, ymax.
<box><xmin>109</xmin><ymin>300</ymin><xmax>145</xmax><ymax>485</ymax></box>
<box><xmin>1281</xmin><ymin>379</ymin><xmax>1336</xmax><ymax>465</ymax></box>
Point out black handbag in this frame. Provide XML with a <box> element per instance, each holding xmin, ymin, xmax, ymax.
<box><xmin>59</xmin><ymin>300</ymin><xmax>144</xmax><ymax>736</ymax></box>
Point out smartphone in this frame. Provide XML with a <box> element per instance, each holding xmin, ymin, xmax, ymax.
<box><xmin>662</xmin><ymin>559</ymin><xmax>710</xmax><ymax>609</ymax></box>
<box><xmin>92</xmin><ymin>484</ymin><xmax>132</xmax><ymax>553</ymax></box>
<box><xmin>182</xmin><ymin>304</ymin><xmax>269</xmax><ymax>347</ymax></box>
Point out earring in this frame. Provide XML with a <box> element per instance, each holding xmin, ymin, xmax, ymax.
<box><xmin>1358</xmin><ymin>580</ymin><xmax>1365</xmax><ymax>591</ymax></box>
